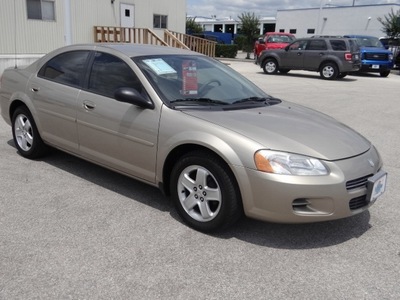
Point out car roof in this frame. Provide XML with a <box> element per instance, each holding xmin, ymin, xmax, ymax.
<box><xmin>344</xmin><ymin>35</ymin><xmax>376</xmax><ymax>38</ymax></box>
<box><xmin>50</xmin><ymin>43</ymin><xmax>200</xmax><ymax>58</ymax></box>
<box><xmin>266</xmin><ymin>32</ymin><xmax>294</xmax><ymax>35</ymax></box>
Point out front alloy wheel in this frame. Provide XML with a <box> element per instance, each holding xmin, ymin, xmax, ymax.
<box><xmin>262</xmin><ymin>59</ymin><xmax>279</xmax><ymax>74</ymax></box>
<box><xmin>170</xmin><ymin>151</ymin><xmax>242</xmax><ymax>232</ymax></box>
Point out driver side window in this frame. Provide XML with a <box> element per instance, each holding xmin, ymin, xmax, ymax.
<box><xmin>88</xmin><ymin>52</ymin><xmax>143</xmax><ymax>98</ymax></box>
<box><xmin>289</xmin><ymin>40</ymin><xmax>307</xmax><ymax>50</ymax></box>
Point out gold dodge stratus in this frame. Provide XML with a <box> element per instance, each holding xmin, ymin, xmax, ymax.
<box><xmin>0</xmin><ymin>44</ymin><xmax>387</xmax><ymax>232</ymax></box>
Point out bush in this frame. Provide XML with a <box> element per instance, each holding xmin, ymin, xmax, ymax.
<box><xmin>234</xmin><ymin>35</ymin><xmax>246</xmax><ymax>50</ymax></box>
<box><xmin>215</xmin><ymin>44</ymin><xmax>238</xmax><ymax>58</ymax></box>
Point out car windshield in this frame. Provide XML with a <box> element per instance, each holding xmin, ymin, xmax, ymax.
<box><xmin>134</xmin><ymin>55</ymin><xmax>274</xmax><ymax>108</ymax></box>
<box><xmin>267</xmin><ymin>35</ymin><xmax>295</xmax><ymax>43</ymax></box>
<box><xmin>355</xmin><ymin>36</ymin><xmax>384</xmax><ymax>48</ymax></box>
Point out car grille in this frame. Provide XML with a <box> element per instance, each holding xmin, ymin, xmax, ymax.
<box><xmin>363</xmin><ymin>53</ymin><xmax>388</xmax><ymax>61</ymax></box>
<box><xmin>349</xmin><ymin>195</ymin><xmax>368</xmax><ymax>210</ymax></box>
<box><xmin>346</xmin><ymin>174</ymin><xmax>372</xmax><ymax>190</ymax></box>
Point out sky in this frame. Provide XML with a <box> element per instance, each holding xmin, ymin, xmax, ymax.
<box><xmin>186</xmin><ymin>0</ymin><xmax>400</xmax><ymax>19</ymax></box>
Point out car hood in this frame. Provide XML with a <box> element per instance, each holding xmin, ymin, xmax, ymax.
<box><xmin>361</xmin><ymin>46</ymin><xmax>390</xmax><ymax>53</ymax></box>
<box><xmin>183</xmin><ymin>102</ymin><xmax>370</xmax><ymax>161</ymax></box>
<box><xmin>267</xmin><ymin>43</ymin><xmax>289</xmax><ymax>49</ymax></box>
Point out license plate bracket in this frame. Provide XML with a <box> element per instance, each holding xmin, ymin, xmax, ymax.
<box><xmin>366</xmin><ymin>171</ymin><xmax>387</xmax><ymax>203</ymax></box>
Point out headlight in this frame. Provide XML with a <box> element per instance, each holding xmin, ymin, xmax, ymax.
<box><xmin>254</xmin><ymin>150</ymin><xmax>329</xmax><ymax>176</ymax></box>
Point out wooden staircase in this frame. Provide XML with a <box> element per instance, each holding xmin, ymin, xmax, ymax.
<box><xmin>94</xmin><ymin>26</ymin><xmax>216</xmax><ymax>57</ymax></box>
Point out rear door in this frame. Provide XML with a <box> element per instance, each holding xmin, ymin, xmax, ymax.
<box><xmin>28</xmin><ymin>50</ymin><xmax>90</xmax><ymax>153</ymax></box>
<box><xmin>303</xmin><ymin>39</ymin><xmax>328</xmax><ymax>70</ymax></box>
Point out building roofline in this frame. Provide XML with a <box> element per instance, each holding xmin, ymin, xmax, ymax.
<box><xmin>277</xmin><ymin>3</ymin><xmax>400</xmax><ymax>12</ymax></box>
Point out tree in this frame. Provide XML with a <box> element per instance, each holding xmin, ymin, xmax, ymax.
<box><xmin>378</xmin><ymin>8</ymin><xmax>400</xmax><ymax>37</ymax></box>
<box><xmin>186</xmin><ymin>17</ymin><xmax>203</xmax><ymax>34</ymax></box>
<box><xmin>237</xmin><ymin>12</ymin><xmax>260</xmax><ymax>59</ymax></box>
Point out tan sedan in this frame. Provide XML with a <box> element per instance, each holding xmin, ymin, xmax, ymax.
<box><xmin>0</xmin><ymin>44</ymin><xmax>386</xmax><ymax>232</ymax></box>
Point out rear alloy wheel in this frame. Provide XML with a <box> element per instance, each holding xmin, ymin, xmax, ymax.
<box><xmin>320</xmin><ymin>62</ymin><xmax>338</xmax><ymax>80</ymax></box>
<box><xmin>170</xmin><ymin>151</ymin><xmax>242</xmax><ymax>232</ymax></box>
<box><xmin>262</xmin><ymin>58</ymin><xmax>279</xmax><ymax>74</ymax></box>
<box><xmin>380</xmin><ymin>70</ymin><xmax>390</xmax><ymax>77</ymax></box>
<box><xmin>12</xmin><ymin>106</ymin><xmax>48</xmax><ymax>159</ymax></box>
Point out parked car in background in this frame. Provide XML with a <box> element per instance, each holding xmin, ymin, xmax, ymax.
<box><xmin>254</xmin><ymin>32</ymin><xmax>296</xmax><ymax>60</ymax></box>
<box><xmin>379</xmin><ymin>37</ymin><xmax>400</xmax><ymax>69</ymax></box>
<box><xmin>0</xmin><ymin>44</ymin><xmax>386</xmax><ymax>232</ymax></box>
<box><xmin>258</xmin><ymin>37</ymin><xmax>361</xmax><ymax>80</ymax></box>
<box><xmin>344</xmin><ymin>35</ymin><xmax>394</xmax><ymax>77</ymax></box>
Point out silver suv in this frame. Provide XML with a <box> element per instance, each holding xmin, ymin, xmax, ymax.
<box><xmin>257</xmin><ymin>37</ymin><xmax>361</xmax><ymax>80</ymax></box>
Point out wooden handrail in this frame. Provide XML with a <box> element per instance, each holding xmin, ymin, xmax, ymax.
<box><xmin>93</xmin><ymin>26</ymin><xmax>216</xmax><ymax>57</ymax></box>
<box><xmin>167</xmin><ymin>30</ymin><xmax>216</xmax><ymax>57</ymax></box>
<box><xmin>164</xmin><ymin>30</ymin><xmax>190</xmax><ymax>50</ymax></box>
<box><xmin>94</xmin><ymin>26</ymin><xmax>168</xmax><ymax>46</ymax></box>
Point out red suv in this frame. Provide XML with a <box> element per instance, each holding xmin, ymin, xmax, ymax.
<box><xmin>254</xmin><ymin>32</ymin><xmax>296</xmax><ymax>59</ymax></box>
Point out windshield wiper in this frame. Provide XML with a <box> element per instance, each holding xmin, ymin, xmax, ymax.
<box><xmin>170</xmin><ymin>98</ymin><xmax>229</xmax><ymax>105</ymax></box>
<box><xmin>232</xmin><ymin>96</ymin><xmax>282</xmax><ymax>106</ymax></box>
<box><xmin>232</xmin><ymin>97</ymin><xmax>267</xmax><ymax>104</ymax></box>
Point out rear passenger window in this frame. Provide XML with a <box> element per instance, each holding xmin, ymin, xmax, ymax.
<box><xmin>38</xmin><ymin>51</ymin><xmax>90</xmax><ymax>87</ymax></box>
<box><xmin>330</xmin><ymin>40</ymin><xmax>347</xmax><ymax>51</ymax></box>
<box><xmin>308</xmin><ymin>40</ymin><xmax>327</xmax><ymax>51</ymax></box>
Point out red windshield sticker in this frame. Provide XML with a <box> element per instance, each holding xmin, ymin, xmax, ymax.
<box><xmin>182</xmin><ymin>60</ymin><xmax>198</xmax><ymax>95</ymax></box>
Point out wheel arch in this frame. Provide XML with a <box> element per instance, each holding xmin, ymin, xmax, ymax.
<box><xmin>318</xmin><ymin>59</ymin><xmax>339</xmax><ymax>72</ymax></box>
<box><xmin>160</xmin><ymin>142</ymin><xmax>243</xmax><ymax>199</ymax></box>
<box><xmin>261</xmin><ymin>55</ymin><xmax>278</xmax><ymax>67</ymax></box>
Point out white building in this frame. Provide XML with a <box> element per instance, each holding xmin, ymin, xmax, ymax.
<box><xmin>0</xmin><ymin>0</ymin><xmax>186</xmax><ymax>73</ymax></box>
<box><xmin>192</xmin><ymin>3</ymin><xmax>400</xmax><ymax>39</ymax></box>
<box><xmin>276</xmin><ymin>3</ymin><xmax>400</xmax><ymax>38</ymax></box>
<box><xmin>192</xmin><ymin>16</ymin><xmax>276</xmax><ymax>35</ymax></box>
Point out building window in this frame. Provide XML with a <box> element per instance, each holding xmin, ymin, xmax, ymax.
<box><xmin>307</xmin><ymin>29</ymin><xmax>315</xmax><ymax>34</ymax></box>
<box><xmin>153</xmin><ymin>14</ymin><xmax>167</xmax><ymax>29</ymax></box>
<box><xmin>27</xmin><ymin>0</ymin><xmax>55</xmax><ymax>20</ymax></box>
<box><xmin>279</xmin><ymin>29</ymin><xmax>285</xmax><ymax>33</ymax></box>
<box><xmin>289</xmin><ymin>29</ymin><xmax>297</xmax><ymax>34</ymax></box>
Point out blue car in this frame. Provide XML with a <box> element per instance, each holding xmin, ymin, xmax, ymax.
<box><xmin>344</xmin><ymin>35</ymin><xmax>393</xmax><ymax>77</ymax></box>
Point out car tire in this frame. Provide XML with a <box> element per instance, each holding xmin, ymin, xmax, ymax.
<box><xmin>170</xmin><ymin>150</ymin><xmax>242</xmax><ymax>232</ymax></box>
<box><xmin>262</xmin><ymin>58</ymin><xmax>279</xmax><ymax>74</ymax></box>
<box><xmin>379</xmin><ymin>70</ymin><xmax>390</xmax><ymax>77</ymax></box>
<box><xmin>12</xmin><ymin>106</ymin><xmax>48</xmax><ymax>159</ymax></box>
<box><xmin>279</xmin><ymin>69</ymin><xmax>290</xmax><ymax>74</ymax></box>
<box><xmin>320</xmin><ymin>62</ymin><xmax>338</xmax><ymax>80</ymax></box>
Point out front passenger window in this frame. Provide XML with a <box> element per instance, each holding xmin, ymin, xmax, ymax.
<box><xmin>88</xmin><ymin>52</ymin><xmax>142</xmax><ymax>98</ymax></box>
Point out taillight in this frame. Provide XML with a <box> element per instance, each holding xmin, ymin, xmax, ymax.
<box><xmin>344</xmin><ymin>53</ymin><xmax>352</xmax><ymax>61</ymax></box>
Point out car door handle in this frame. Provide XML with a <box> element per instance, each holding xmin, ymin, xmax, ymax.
<box><xmin>31</xmin><ymin>87</ymin><xmax>40</xmax><ymax>92</ymax></box>
<box><xmin>319</xmin><ymin>53</ymin><xmax>325</xmax><ymax>56</ymax></box>
<box><xmin>83</xmin><ymin>100</ymin><xmax>96</xmax><ymax>110</ymax></box>
<box><xmin>297</xmin><ymin>52</ymin><xmax>303</xmax><ymax>56</ymax></box>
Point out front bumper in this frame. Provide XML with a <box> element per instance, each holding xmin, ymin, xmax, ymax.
<box><xmin>359</xmin><ymin>61</ymin><xmax>393</xmax><ymax>73</ymax></box>
<box><xmin>235</xmin><ymin>147</ymin><xmax>384</xmax><ymax>223</ymax></box>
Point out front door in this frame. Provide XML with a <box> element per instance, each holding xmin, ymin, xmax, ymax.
<box><xmin>121</xmin><ymin>3</ymin><xmax>134</xmax><ymax>27</ymax></box>
<box><xmin>120</xmin><ymin>3</ymin><xmax>134</xmax><ymax>42</ymax></box>
<box><xmin>280</xmin><ymin>39</ymin><xmax>308</xmax><ymax>69</ymax></box>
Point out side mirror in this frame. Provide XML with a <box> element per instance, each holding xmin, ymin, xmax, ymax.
<box><xmin>114</xmin><ymin>87</ymin><xmax>154</xmax><ymax>109</ymax></box>
<box><xmin>258</xmin><ymin>37</ymin><xmax>264</xmax><ymax>43</ymax></box>
<box><xmin>284</xmin><ymin>45</ymin><xmax>290</xmax><ymax>51</ymax></box>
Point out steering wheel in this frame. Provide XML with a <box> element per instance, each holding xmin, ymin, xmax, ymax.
<box><xmin>199</xmin><ymin>79</ymin><xmax>222</xmax><ymax>95</ymax></box>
